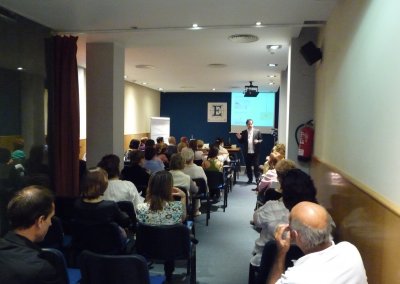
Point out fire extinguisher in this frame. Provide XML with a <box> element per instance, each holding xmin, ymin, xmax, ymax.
<box><xmin>295</xmin><ymin>120</ymin><xmax>314</xmax><ymax>162</ymax></box>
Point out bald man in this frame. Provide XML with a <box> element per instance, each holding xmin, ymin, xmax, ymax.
<box><xmin>267</xmin><ymin>202</ymin><xmax>367</xmax><ymax>284</ymax></box>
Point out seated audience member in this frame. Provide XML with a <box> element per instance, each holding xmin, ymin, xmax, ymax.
<box><xmin>98</xmin><ymin>154</ymin><xmax>144</xmax><ymax>210</ymax></box>
<box><xmin>121</xmin><ymin>150</ymin><xmax>150</xmax><ymax>194</ymax></box>
<box><xmin>145</xmin><ymin>138</ymin><xmax>156</xmax><ymax>148</ymax></box>
<box><xmin>169</xmin><ymin>153</ymin><xmax>198</xmax><ymax>200</ymax></box>
<box><xmin>202</xmin><ymin>146</ymin><xmax>223</xmax><ymax>172</ymax></box>
<box><xmin>0</xmin><ymin>186</ymin><xmax>64</xmax><ymax>284</ymax></box>
<box><xmin>136</xmin><ymin>171</ymin><xmax>187</xmax><ymax>283</ymax></box>
<box><xmin>74</xmin><ymin>168</ymin><xmax>131</xmax><ymax>236</ymax></box>
<box><xmin>177</xmin><ymin>136</ymin><xmax>189</xmax><ymax>153</ymax></box>
<box><xmin>251</xmin><ymin>168</ymin><xmax>317</xmax><ymax>268</ymax></box>
<box><xmin>182</xmin><ymin>148</ymin><xmax>208</xmax><ymax>216</ymax></box>
<box><xmin>261</xmin><ymin>143</ymin><xmax>285</xmax><ymax>174</ymax></box>
<box><xmin>0</xmin><ymin>147</ymin><xmax>21</xmax><ymax>190</ymax></box>
<box><xmin>194</xmin><ymin>140</ymin><xmax>206</xmax><ymax>162</ymax></box>
<box><xmin>165</xmin><ymin>136</ymin><xmax>178</xmax><ymax>158</ymax></box>
<box><xmin>188</xmin><ymin>139</ymin><xmax>198</xmax><ymax>153</ymax></box>
<box><xmin>255</xmin><ymin>150</ymin><xmax>286</xmax><ymax>205</ymax></box>
<box><xmin>143</xmin><ymin>146</ymin><xmax>165</xmax><ymax>175</ymax></box>
<box><xmin>11</xmin><ymin>138</ymin><xmax>26</xmax><ymax>165</ymax></box>
<box><xmin>214</xmin><ymin>137</ymin><xmax>230</xmax><ymax>162</ymax></box>
<box><xmin>124</xmin><ymin>139</ymin><xmax>140</xmax><ymax>162</ymax></box>
<box><xmin>139</xmin><ymin>137</ymin><xmax>148</xmax><ymax>151</ymax></box>
<box><xmin>155</xmin><ymin>143</ymin><xmax>169</xmax><ymax>168</ymax></box>
<box><xmin>156</xmin><ymin>136</ymin><xmax>165</xmax><ymax>147</ymax></box>
<box><xmin>267</xmin><ymin>202</ymin><xmax>367</xmax><ymax>284</ymax></box>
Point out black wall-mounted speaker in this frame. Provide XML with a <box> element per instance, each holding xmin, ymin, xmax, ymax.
<box><xmin>300</xmin><ymin>41</ymin><xmax>322</xmax><ymax>65</ymax></box>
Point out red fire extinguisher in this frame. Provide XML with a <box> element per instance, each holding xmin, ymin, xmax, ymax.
<box><xmin>295</xmin><ymin>120</ymin><xmax>314</xmax><ymax>162</ymax></box>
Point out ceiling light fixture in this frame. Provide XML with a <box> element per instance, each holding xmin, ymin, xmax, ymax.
<box><xmin>158</xmin><ymin>88</ymin><xmax>163</xmax><ymax>91</ymax></box>
<box><xmin>228</xmin><ymin>34</ymin><xmax>259</xmax><ymax>43</ymax></box>
<box><xmin>256</xmin><ymin>22</ymin><xmax>262</xmax><ymax>26</ymax></box>
<box><xmin>267</xmin><ymin>75</ymin><xmax>277</xmax><ymax>78</ymax></box>
<box><xmin>142</xmin><ymin>82</ymin><xmax>147</xmax><ymax>85</ymax></box>
<box><xmin>269</xmin><ymin>82</ymin><xmax>274</xmax><ymax>85</ymax></box>
<box><xmin>266</xmin><ymin>45</ymin><xmax>282</xmax><ymax>50</ymax></box>
<box><xmin>17</xmin><ymin>67</ymin><xmax>23</xmax><ymax>70</ymax></box>
<box><xmin>244</xmin><ymin>81</ymin><xmax>259</xmax><ymax>97</ymax></box>
<box><xmin>212</xmin><ymin>88</ymin><xmax>216</xmax><ymax>91</ymax></box>
<box><xmin>268</xmin><ymin>63</ymin><xmax>278</xmax><ymax>67</ymax></box>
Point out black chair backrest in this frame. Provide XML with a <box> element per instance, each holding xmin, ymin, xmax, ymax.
<box><xmin>136</xmin><ymin>222</ymin><xmax>190</xmax><ymax>261</ymax></box>
<box><xmin>79</xmin><ymin>250</ymin><xmax>150</xmax><ymax>284</ymax></box>
<box><xmin>204</xmin><ymin>170</ymin><xmax>224</xmax><ymax>190</ymax></box>
<box><xmin>193</xmin><ymin>160</ymin><xmax>203</xmax><ymax>166</ymax></box>
<box><xmin>72</xmin><ymin>222</ymin><xmax>126</xmax><ymax>255</ymax></box>
<box><xmin>192</xmin><ymin>178</ymin><xmax>207</xmax><ymax>195</ymax></box>
<box><xmin>117</xmin><ymin>201</ymin><xmax>137</xmax><ymax>224</ymax></box>
<box><xmin>40</xmin><ymin>248</ymin><xmax>69</xmax><ymax>284</ymax></box>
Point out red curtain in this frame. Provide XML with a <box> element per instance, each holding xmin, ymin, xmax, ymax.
<box><xmin>45</xmin><ymin>36</ymin><xmax>80</xmax><ymax>197</ymax></box>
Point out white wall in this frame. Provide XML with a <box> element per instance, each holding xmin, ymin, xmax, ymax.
<box><xmin>124</xmin><ymin>82</ymin><xmax>160</xmax><ymax>135</ymax></box>
<box><xmin>315</xmin><ymin>0</ymin><xmax>400</xmax><ymax>206</ymax></box>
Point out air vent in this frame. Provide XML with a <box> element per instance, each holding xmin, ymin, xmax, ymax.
<box><xmin>228</xmin><ymin>34</ymin><xmax>259</xmax><ymax>43</ymax></box>
<box><xmin>207</xmin><ymin>64</ymin><xmax>227</xmax><ymax>68</ymax></box>
<box><xmin>135</xmin><ymin>65</ymin><xmax>155</xmax><ymax>69</ymax></box>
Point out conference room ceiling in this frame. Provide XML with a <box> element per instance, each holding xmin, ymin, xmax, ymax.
<box><xmin>0</xmin><ymin>0</ymin><xmax>337</xmax><ymax>93</ymax></box>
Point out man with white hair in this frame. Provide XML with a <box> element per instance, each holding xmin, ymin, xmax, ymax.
<box><xmin>267</xmin><ymin>202</ymin><xmax>368</xmax><ymax>284</ymax></box>
<box><xmin>181</xmin><ymin>147</ymin><xmax>208</xmax><ymax>216</ymax></box>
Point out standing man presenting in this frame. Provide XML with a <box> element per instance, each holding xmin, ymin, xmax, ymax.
<box><xmin>236</xmin><ymin>119</ymin><xmax>263</xmax><ymax>184</ymax></box>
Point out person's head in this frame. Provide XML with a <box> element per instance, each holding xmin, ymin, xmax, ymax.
<box><xmin>272</xmin><ymin>143</ymin><xmax>286</xmax><ymax>157</ymax></box>
<box><xmin>168</xmin><ymin>136</ymin><xmax>176</xmax><ymax>145</ymax></box>
<box><xmin>197</xmin><ymin>140</ymin><xmax>204</xmax><ymax>149</ymax></box>
<box><xmin>13</xmin><ymin>138</ymin><xmax>25</xmax><ymax>150</ymax></box>
<box><xmin>0</xmin><ymin>147</ymin><xmax>11</xmax><ymax>164</ymax></box>
<box><xmin>188</xmin><ymin>139</ymin><xmax>198</xmax><ymax>152</ymax></box>
<box><xmin>180</xmin><ymin>136</ymin><xmax>188</xmax><ymax>144</ymax></box>
<box><xmin>80</xmin><ymin>167</ymin><xmax>108</xmax><ymax>200</ymax></box>
<box><xmin>145</xmin><ymin>139</ymin><xmax>155</xmax><ymax>148</ymax></box>
<box><xmin>246</xmin><ymin>119</ymin><xmax>253</xmax><ymax>130</ymax></box>
<box><xmin>155</xmin><ymin>143</ymin><xmax>167</xmax><ymax>154</ymax></box>
<box><xmin>169</xmin><ymin>153</ymin><xmax>185</xmax><ymax>170</ymax></box>
<box><xmin>97</xmin><ymin>154</ymin><xmax>120</xmax><ymax>179</ymax></box>
<box><xmin>129</xmin><ymin>150</ymin><xmax>145</xmax><ymax>166</ymax></box>
<box><xmin>275</xmin><ymin>159</ymin><xmax>297</xmax><ymax>184</ymax></box>
<box><xmin>181</xmin><ymin>147</ymin><xmax>194</xmax><ymax>164</ymax></box>
<box><xmin>146</xmin><ymin>171</ymin><xmax>173</xmax><ymax>211</ymax></box>
<box><xmin>7</xmin><ymin>186</ymin><xmax>55</xmax><ymax>242</ymax></box>
<box><xmin>156</xmin><ymin>137</ymin><xmax>164</xmax><ymax>144</ymax></box>
<box><xmin>140</xmin><ymin>137</ymin><xmax>148</xmax><ymax>145</ymax></box>
<box><xmin>207</xmin><ymin>146</ymin><xmax>219</xmax><ymax>159</ymax></box>
<box><xmin>268</xmin><ymin>151</ymin><xmax>284</xmax><ymax>168</ymax></box>
<box><xmin>289</xmin><ymin>202</ymin><xmax>333</xmax><ymax>253</ymax></box>
<box><xmin>144</xmin><ymin>146</ymin><xmax>157</xmax><ymax>160</ymax></box>
<box><xmin>129</xmin><ymin>139</ymin><xmax>140</xmax><ymax>150</ymax></box>
<box><xmin>281</xmin><ymin>169</ymin><xmax>318</xmax><ymax>211</ymax></box>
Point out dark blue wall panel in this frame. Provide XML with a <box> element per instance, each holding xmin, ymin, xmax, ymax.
<box><xmin>160</xmin><ymin>92</ymin><xmax>276</xmax><ymax>164</ymax></box>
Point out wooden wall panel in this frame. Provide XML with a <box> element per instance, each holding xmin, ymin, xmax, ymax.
<box><xmin>310</xmin><ymin>159</ymin><xmax>400</xmax><ymax>284</ymax></box>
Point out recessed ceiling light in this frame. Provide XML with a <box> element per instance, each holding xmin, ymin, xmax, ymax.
<box><xmin>268</xmin><ymin>63</ymin><xmax>278</xmax><ymax>67</ymax></box>
<box><xmin>228</xmin><ymin>34</ymin><xmax>259</xmax><ymax>43</ymax></box>
<box><xmin>192</xmin><ymin>23</ymin><xmax>198</xmax><ymax>28</ymax></box>
<box><xmin>158</xmin><ymin>88</ymin><xmax>163</xmax><ymax>91</ymax></box>
<box><xmin>212</xmin><ymin>88</ymin><xmax>216</xmax><ymax>91</ymax></box>
<box><xmin>267</xmin><ymin>45</ymin><xmax>282</xmax><ymax>50</ymax></box>
<box><xmin>142</xmin><ymin>82</ymin><xmax>147</xmax><ymax>85</ymax></box>
<box><xmin>268</xmin><ymin>75</ymin><xmax>277</xmax><ymax>78</ymax></box>
<box><xmin>256</xmin><ymin>22</ymin><xmax>262</xmax><ymax>26</ymax></box>
<box><xmin>269</xmin><ymin>82</ymin><xmax>274</xmax><ymax>85</ymax></box>
<box><xmin>17</xmin><ymin>67</ymin><xmax>23</xmax><ymax>70</ymax></box>
<box><xmin>124</xmin><ymin>75</ymin><xmax>128</xmax><ymax>79</ymax></box>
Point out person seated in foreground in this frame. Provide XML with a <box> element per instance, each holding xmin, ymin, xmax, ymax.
<box><xmin>98</xmin><ymin>154</ymin><xmax>144</xmax><ymax>210</ymax></box>
<box><xmin>0</xmin><ymin>185</ymin><xmax>65</xmax><ymax>284</ymax></box>
<box><xmin>74</xmin><ymin>167</ymin><xmax>131</xmax><ymax>238</ymax></box>
<box><xmin>121</xmin><ymin>150</ymin><xmax>150</xmax><ymax>195</ymax></box>
<box><xmin>136</xmin><ymin>171</ymin><xmax>187</xmax><ymax>283</ymax></box>
<box><xmin>267</xmin><ymin>201</ymin><xmax>368</xmax><ymax>284</ymax></box>
<box><xmin>251</xmin><ymin>168</ymin><xmax>317</xmax><ymax>268</ymax></box>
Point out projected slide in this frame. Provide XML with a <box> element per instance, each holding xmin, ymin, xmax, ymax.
<box><xmin>231</xmin><ymin>92</ymin><xmax>275</xmax><ymax>133</ymax></box>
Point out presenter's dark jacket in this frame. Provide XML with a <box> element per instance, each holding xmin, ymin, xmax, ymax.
<box><xmin>237</xmin><ymin>128</ymin><xmax>262</xmax><ymax>154</ymax></box>
<box><xmin>0</xmin><ymin>231</ymin><xmax>64</xmax><ymax>284</ymax></box>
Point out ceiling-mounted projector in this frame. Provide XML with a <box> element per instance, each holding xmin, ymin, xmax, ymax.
<box><xmin>244</xmin><ymin>81</ymin><xmax>259</xmax><ymax>97</ymax></box>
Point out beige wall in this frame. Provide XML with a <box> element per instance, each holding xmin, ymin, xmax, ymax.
<box><xmin>314</xmin><ymin>0</ymin><xmax>400</xmax><ymax>209</ymax></box>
